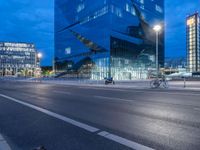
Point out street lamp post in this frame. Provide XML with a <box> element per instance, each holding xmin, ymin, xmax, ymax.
<box><xmin>37</xmin><ymin>52</ymin><xmax>42</xmax><ymax>67</ymax></box>
<box><xmin>153</xmin><ymin>25</ymin><xmax>162</xmax><ymax>79</ymax></box>
<box><xmin>52</xmin><ymin>58</ymin><xmax>55</xmax><ymax>75</ymax></box>
<box><xmin>37</xmin><ymin>52</ymin><xmax>42</xmax><ymax>78</ymax></box>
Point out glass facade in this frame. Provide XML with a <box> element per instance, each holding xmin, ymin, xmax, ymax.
<box><xmin>55</xmin><ymin>0</ymin><xmax>165</xmax><ymax>80</ymax></box>
<box><xmin>0</xmin><ymin>42</ymin><xmax>37</xmax><ymax>76</ymax></box>
<box><xmin>187</xmin><ymin>13</ymin><xmax>200</xmax><ymax>72</ymax></box>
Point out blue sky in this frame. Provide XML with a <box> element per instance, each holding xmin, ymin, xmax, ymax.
<box><xmin>0</xmin><ymin>0</ymin><xmax>54</xmax><ymax>66</ymax></box>
<box><xmin>165</xmin><ymin>0</ymin><xmax>200</xmax><ymax>58</ymax></box>
<box><xmin>0</xmin><ymin>0</ymin><xmax>199</xmax><ymax>65</ymax></box>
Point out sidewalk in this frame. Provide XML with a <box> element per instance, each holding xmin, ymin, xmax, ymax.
<box><xmin>33</xmin><ymin>79</ymin><xmax>200</xmax><ymax>91</ymax></box>
<box><xmin>2</xmin><ymin>77</ymin><xmax>200</xmax><ymax>91</ymax></box>
<box><xmin>168</xmin><ymin>82</ymin><xmax>200</xmax><ymax>91</ymax></box>
<box><xmin>0</xmin><ymin>134</ymin><xmax>11</xmax><ymax>150</ymax></box>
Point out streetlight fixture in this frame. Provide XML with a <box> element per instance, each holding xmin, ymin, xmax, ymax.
<box><xmin>36</xmin><ymin>52</ymin><xmax>43</xmax><ymax>79</ymax></box>
<box><xmin>37</xmin><ymin>52</ymin><xmax>42</xmax><ymax>67</ymax></box>
<box><xmin>37</xmin><ymin>52</ymin><xmax>42</xmax><ymax>60</ymax></box>
<box><xmin>153</xmin><ymin>24</ymin><xmax>162</xmax><ymax>79</ymax></box>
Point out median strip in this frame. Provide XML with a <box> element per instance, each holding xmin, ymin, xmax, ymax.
<box><xmin>0</xmin><ymin>94</ymin><xmax>154</xmax><ymax>150</ymax></box>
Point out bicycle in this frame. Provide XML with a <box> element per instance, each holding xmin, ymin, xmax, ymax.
<box><xmin>150</xmin><ymin>77</ymin><xmax>169</xmax><ymax>89</ymax></box>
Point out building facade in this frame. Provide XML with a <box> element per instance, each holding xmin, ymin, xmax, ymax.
<box><xmin>186</xmin><ymin>13</ymin><xmax>200</xmax><ymax>72</ymax></box>
<box><xmin>55</xmin><ymin>0</ymin><xmax>165</xmax><ymax>80</ymax></box>
<box><xmin>0</xmin><ymin>42</ymin><xmax>37</xmax><ymax>76</ymax></box>
<box><xmin>165</xmin><ymin>57</ymin><xmax>186</xmax><ymax>69</ymax></box>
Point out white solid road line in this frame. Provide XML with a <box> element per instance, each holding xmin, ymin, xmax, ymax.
<box><xmin>98</xmin><ymin>131</ymin><xmax>154</xmax><ymax>150</ymax></box>
<box><xmin>94</xmin><ymin>96</ymin><xmax>132</xmax><ymax>103</ymax></box>
<box><xmin>0</xmin><ymin>94</ymin><xmax>98</xmax><ymax>133</ymax></box>
<box><xmin>78</xmin><ymin>86</ymin><xmax>127</xmax><ymax>92</ymax></box>
<box><xmin>87</xmin><ymin>86</ymin><xmax>200</xmax><ymax>96</ymax></box>
<box><xmin>0</xmin><ymin>134</ymin><xmax>11</xmax><ymax>150</ymax></box>
<box><xmin>53</xmin><ymin>90</ymin><xmax>71</xmax><ymax>95</ymax></box>
<box><xmin>0</xmin><ymin>94</ymin><xmax>154</xmax><ymax>150</ymax></box>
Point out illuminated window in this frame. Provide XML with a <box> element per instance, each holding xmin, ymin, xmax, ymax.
<box><xmin>65</xmin><ymin>47</ymin><xmax>71</xmax><ymax>55</ymax></box>
<box><xmin>77</xmin><ymin>3</ymin><xmax>85</xmax><ymax>13</ymax></box>
<box><xmin>140</xmin><ymin>0</ymin><xmax>144</xmax><ymax>4</ymax></box>
<box><xmin>155</xmin><ymin>4</ymin><xmax>163</xmax><ymax>13</ymax></box>
<box><xmin>125</xmin><ymin>3</ymin><xmax>136</xmax><ymax>16</ymax></box>
<box><xmin>187</xmin><ymin>18</ymin><xmax>195</xmax><ymax>26</ymax></box>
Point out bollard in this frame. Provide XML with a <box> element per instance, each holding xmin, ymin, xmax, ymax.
<box><xmin>183</xmin><ymin>77</ymin><xmax>186</xmax><ymax>88</ymax></box>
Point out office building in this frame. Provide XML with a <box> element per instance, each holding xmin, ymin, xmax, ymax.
<box><xmin>0</xmin><ymin>42</ymin><xmax>37</xmax><ymax>76</ymax></box>
<box><xmin>186</xmin><ymin>12</ymin><xmax>200</xmax><ymax>72</ymax></box>
<box><xmin>55</xmin><ymin>0</ymin><xmax>165</xmax><ymax>80</ymax></box>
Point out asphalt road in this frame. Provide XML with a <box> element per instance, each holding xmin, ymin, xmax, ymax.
<box><xmin>0</xmin><ymin>80</ymin><xmax>200</xmax><ymax>150</ymax></box>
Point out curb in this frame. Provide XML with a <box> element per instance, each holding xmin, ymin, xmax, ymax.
<box><xmin>3</xmin><ymin>79</ymin><xmax>200</xmax><ymax>91</ymax></box>
<box><xmin>41</xmin><ymin>80</ymin><xmax>200</xmax><ymax>91</ymax></box>
<box><xmin>0</xmin><ymin>134</ymin><xmax>11</xmax><ymax>150</ymax></box>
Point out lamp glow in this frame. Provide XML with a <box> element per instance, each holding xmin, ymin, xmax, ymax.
<box><xmin>153</xmin><ymin>25</ymin><xmax>162</xmax><ymax>32</ymax></box>
<box><xmin>37</xmin><ymin>53</ymin><xmax>42</xmax><ymax>59</ymax></box>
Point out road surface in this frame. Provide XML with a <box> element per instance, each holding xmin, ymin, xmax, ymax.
<box><xmin>0</xmin><ymin>80</ymin><xmax>200</xmax><ymax>150</ymax></box>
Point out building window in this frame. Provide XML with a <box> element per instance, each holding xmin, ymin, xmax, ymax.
<box><xmin>81</xmin><ymin>6</ymin><xmax>109</xmax><ymax>24</ymax></box>
<box><xmin>77</xmin><ymin>3</ymin><xmax>85</xmax><ymax>13</ymax></box>
<box><xmin>155</xmin><ymin>4</ymin><xmax>163</xmax><ymax>13</ymax></box>
<box><xmin>126</xmin><ymin>3</ymin><xmax>130</xmax><ymax>12</ymax></box>
<box><xmin>115</xmin><ymin>7</ymin><xmax>122</xmax><ymax>17</ymax></box>
<box><xmin>125</xmin><ymin>3</ymin><xmax>136</xmax><ymax>16</ymax></box>
<box><xmin>140</xmin><ymin>0</ymin><xmax>144</xmax><ymax>4</ymax></box>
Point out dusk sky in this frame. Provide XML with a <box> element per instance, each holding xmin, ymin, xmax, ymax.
<box><xmin>0</xmin><ymin>0</ymin><xmax>54</xmax><ymax>66</ymax></box>
<box><xmin>0</xmin><ymin>0</ymin><xmax>199</xmax><ymax>65</ymax></box>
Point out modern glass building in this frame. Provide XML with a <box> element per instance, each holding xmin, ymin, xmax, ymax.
<box><xmin>0</xmin><ymin>42</ymin><xmax>37</xmax><ymax>76</ymax></box>
<box><xmin>55</xmin><ymin>0</ymin><xmax>165</xmax><ymax>80</ymax></box>
<box><xmin>186</xmin><ymin>13</ymin><xmax>200</xmax><ymax>72</ymax></box>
